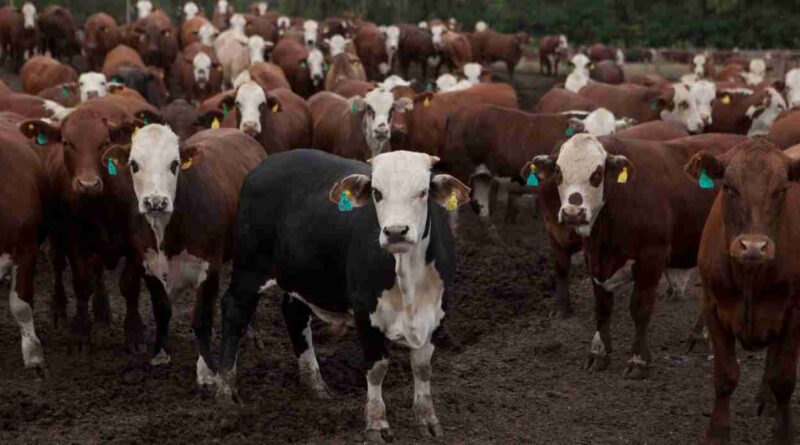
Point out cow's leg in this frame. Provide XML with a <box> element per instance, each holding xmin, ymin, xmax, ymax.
<box><xmin>687</xmin><ymin>312</ymin><xmax>710</xmax><ymax>353</ymax></box>
<box><xmin>585</xmin><ymin>282</ymin><xmax>613</xmax><ymax>371</ymax></box>
<box><xmin>550</xmin><ymin>238</ymin><xmax>573</xmax><ymax>318</ymax></box>
<box><xmin>281</xmin><ymin>293</ymin><xmax>332</xmax><ymax>398</ymax></box>
<box><xmin>49</xmin><ymin>235</ymin><xmax>68</xmax><ymax>329</ymax></box>
<box><xmin>193</xmin><ymin>269</ymin><xmax>219</xmax><ymax>386</ymax></box>
<box><xmin>67</xmin><ymin>251</ymin><xmax>93</xmax><ymax>352</ymax></box>
<box><xmin>763</xmin><ymin>326</ymin><xmax>800</xmax><ymax>444</ymax></box>
<box><xmin>5</xmin><ymin>249</ymin><xmax>46</xmax><ymax>377</ymax></box>
<box><xmin>357</xmin><ymin>310</ymin><xmax>392</xmax><ymax>443</ymax></box>
<box><xmin>411</xmin><ymin>342</ymin><xmax>443</xmax><ymax>438</ymax></box>
<box><xmin>471</xmin><ymin>173</ymin><xmax>501</xmax><ymax>242</ymax></box>
<box><xmin>145</xmin><ymin>274</ymin><xmax>172</xmax><ymax>365</ymax></box>
<box><xmin>119</xmin><ymin>259</ymin><xmax>145</xmax><ymax>352</ymax></box>
<box><xmin>91</xmin><ymin>261</ymin><xmax>111</xmax><ymax>328</ymax></box>
<box><xmin>704</xmin><ymin>305</ymin><xmax>738</xmax><ymax>444</ymax></box>
<box><xmin>624</xmin><ymin>258</ymin><xmax>663</xmax><ymax>379</ymax></box>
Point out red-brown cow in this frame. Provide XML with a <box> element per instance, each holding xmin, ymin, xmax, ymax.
<box><xmin>177</xmin><ymin>42</ymin><xmax>223</xmax><ymax>104</ymax></box>
<box><xmin>324</xmin><ymin>51</ymin><xmax>367</xmax><ymax>91</ymax></box>
<box><xmin>155</xmin><ymin>99</ymin><xmax>217</xmax><ymax>141</ymax></box>
<box><xmin>0</xmin><ymin>3</ymin><xmax>39</xmax><ymax>67</ymax></box>
<box><xmin>180</xmin><ymin>16</ymin><xmax>214</xmax><ymax>48</ymax></box>
<box><xmin>244</xmin><ymin>13</ymin><xmax>279</xmax><ymax>44</ymax></box>
<box><xmin>38</xmin><ymin>82</ymin><xmax>80</xmax><ymax>107</ymax></box>
<box><xmin>331</xmin><ymin>79</ymin><xmax>375</xmax><ymax>98</ymax></box>
<box><xmin>590</xmin><ymin>60</ymin><xmax>625</xmax><ymax>84</ymax></box>
<box><xmin>354</xmin><ymin>23</ymin><xmax>392</xmax><ymax>80</ymax></box>
<box><xmin>767</xmin><ymin>110</ymin><xmax>800</xmax><ymax>149</ymax></box>
<box><xmin>102</xmin><ymin>45</ymin><xmax>170</xmax><ymax>106</ymax></box>
<box><xmin>437</xmin><ymin>30</ymin><xmax>473</xmax><ymax>74</ymax></box>
<box><xmin>709</xmin><ymin>86</ymin><xmax>786</xmax><ymax>136</ymax></box>
<box><xmin>39</xmin><ymin>5</ymin><xmax>80</xmax><ymax>61</ymax></box>
<box><xmin>471</xmin><ymin>30</ymin><xmax>529</xmax><ymax>80</ymax></box>
<box><xmin>20</xmin><ymin>55</ymin><xmax>78</xmax><ymax>95</ymax></box>
<box><xmin>246</xmin><ymin>62</ymin><xmax>291</xmax><ymax>90</ymax></box>
<box><xmin>212</xmin><ymin>0</ymin><xmax>234</xmax><ymax>32</ymax></box>
<box><xmin>686</xmin><ymin>138</ymin><xmax>800</xmax><ymax>444</ymax></box>
<box><xmin>272</xmin><ymin>37</ymin><xmax>324</xmax><ymax>98</ymax></box>
<box><xmin>534</xmin><ymin>87</ymin><xmax>598</xmax><ymax>113</ymax></box>
<box><xmin>0</xmin><ymin>90</ymin><xmax>69</xmax><ymax>120</ymax></box>
<box><xmin>131</xmin><ymin>10</ymin><xmax>179</xmax><ymax>77</ymax></box>
<box><xmin>397</xmin><ymin>23</ymin><xmax>437</xmax><ymax>80</ymax></box>
<box><xmin>628</xmin><ymin>74</ymin><xmax>672</xmax><ymax>91</ymax></box>
<box><xmin>588</xmin><ymin>43</ymin><xmax>617</xmax><ymax>62</ymax></box>
<box><xmin>84</xmin><ymin>13</ymin><xmax>121</xmax><ymax>72</ymax></box>
<box><xmin>538</xmin><ymin>34</ymin><xmax>569</xmax><ymax>76</ymax></box>
<box><xmin>526</xmin><ymin>133</ymin><xmax>746</xmax><ymax>368</ymax></box>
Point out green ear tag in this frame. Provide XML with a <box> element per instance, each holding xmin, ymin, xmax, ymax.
<box><xmin>61</xmin><ymin>85</ymin><xmax>69</xmax><ymax>98</ymax></box>
<box><xmin>526</xmin><ymin>171</ymin><xmax>539</xmax><ymax>187</ymax></box>
<box><xmin>107</xmin><ymin>158</ymin><xmax>118</xmax><ymax>176</ymax></box>
<box><xmin>350</xmin><ymin>101</ymin><xmax>357</xmax><ymax>113</ymax></box>
<box><xmin>338</xmin><ymin>190</ymin><xmax>353</xmax><ymax>212</ymax></box>
<box><xmin>565</xmin><ymin>127</ymin><xmax>575</xmax><ymax>137</ymax></box>
<box><xmin>699</xmin><ymin>168</ymin><xmax>714</xmax><ymax>189</ymax></box>
<box><xmin>223</xmin><ymin>103</ymin><xmax>229</xmax><ymax>117</ymax></box>
<box><xmin>143</xmin><ymin>116</ymin><xmax>150</xmax><ymax>125</ymax></box>
<box><xmin>650</xmin><ymin>100</ymin><xmax>659</xmax><ymax>111</ymax></box>
<box><xmin>426</xmin><ymin>83</ymin><xmax>433</xmax><ymax>92</ymax></box>
<box><xmin>36</xmin><ymin>134</ymin><xmax>46</xmax><ymax>145</ymax></box>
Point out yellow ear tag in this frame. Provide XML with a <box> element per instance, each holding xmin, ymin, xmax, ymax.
<box><xmin>446</xmin><ymin>191</ymin><xmax>458</xmax><ymax>211</ymax></box>
<box><xmin>272</xmin><ymin>104</ymin><xmax>279</xmax><ymax>113</ymax></box>
<box><xmin>28</xmin><ymin>123</ymin><xmax>34</xmax><ymax>130</ymax></box>
<box><xmin>211</xmin><ymin>117</ymin><xmax>220</xmax><ymax>129</ymax></box>
<box><xmin>181</xmin><ymin>158</ymin><xmax>193</xmax><ymax>170</ymax></box>
<box><xmin>617</xmin><ymin>167</ymin><xmax>628</xmax><ymax>184</ymax></box>
<box><xmin>423</xmin><ymin>97</ymin><xmax>430</xmax><ymax>108</ymax></box>
<box><xmin>133</xmin><ymin>126</ymin><xmax>140</xmax><ymax>136</ymax></box>
<box><xmin>721</xmin><ymin>95</ymin><xmax>731</xmax><ymax>105</ymax></box>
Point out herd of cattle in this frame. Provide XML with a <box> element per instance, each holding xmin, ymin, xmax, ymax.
<box><xmin>3</xmin><ymin>0</ymin><xmax>800</xmax><ymax>443</ymax></box>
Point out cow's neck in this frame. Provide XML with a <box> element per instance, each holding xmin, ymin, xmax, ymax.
<box><xmin>393</xmin><ymin>217</ymin><xmax>432</xmax><ymax>311</ymax></box>
<box><xmin>145</xmin><ymin>212</ymin><xmax>171</xmax><ymax>251</ymax></box>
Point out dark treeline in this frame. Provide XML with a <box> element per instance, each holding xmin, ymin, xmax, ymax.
<box><xmin>23</xmin><ymin>0</ymin><xmax>800</xmax><ymax>48</ymax></box>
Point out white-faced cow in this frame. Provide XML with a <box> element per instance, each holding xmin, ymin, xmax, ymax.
<box><xmin>79</xmin><ymin>72</ymin><xmax>108</xmax><ymax>101</ymax></box>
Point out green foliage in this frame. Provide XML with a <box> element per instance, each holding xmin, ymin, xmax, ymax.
<box><xmin>28</xmin><ymin>0</ymin><xmax>800</xmax><ymax>48</ymax></box>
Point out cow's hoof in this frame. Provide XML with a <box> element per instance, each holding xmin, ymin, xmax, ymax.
<box><xmin>365</xmin><ymin>427</ymin><xmax>394</xmax><ymax>443</ymax></box>
<box><xmin>584</xmin><ymin>353</ymin><xmax>610</xmax><ymax>372</ymax></box>
<box><xmin>32</xmin><ymin>363</ymin><xmax>49</xmax><ymax>381</ymax></box>
<box><xmin>149</xmin><ymin>349</ymin><xmax>171</xmax><ymax>366</ymax></box>
<box><xmin>418</xmin><ymin>422</ymin><xmax>443</xmax><ymax>438</ymax></box>
<box><xmin>124</xmin><ymin>314</ymin><xmax>146</xmax><ymax>353</ymax></box>
<box><xmin>623</xmin><ymin>357</ymin><xmax>651</xmax><ymax>380</ymax></box>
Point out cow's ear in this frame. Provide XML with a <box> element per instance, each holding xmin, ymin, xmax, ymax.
<box><xmin>393</xmin><ymin>97</ymin><xmax>413</xmax><ymax>112</ymax></box>
<box><xmin>266</xmin><ymin>95</ymin><xmax>282</xmax><ymax>113</ymax></box>
<box><xmin>414</xmin><ymin>91</ymin><xmax>434</xmax><ymax>106</ymax></box>
<box><xmin>431</xmin><ymin>174</ymin><xmax>470</xmax><ymax>209</ymax></box>
<box><xmin>348</xmin><ymin>96</ymin><xmax>365</xmax><ymax>113</ymax></box>
<box><xmin>109</xmin><ymin>121</ymin><xmax>136</xmax><ymax>145</ymax></box>
<box><xmin>788</xmin><ymin>159</ymin><xmax>800</xmax><ymax>182</ymax></box>
<box><xmin>606</xmin><ymin>154</ymin><xmax>634</xmax><ymax>184</ymax></box>
<box><xmin>197</xmin><ymin>110</ymin><xmax>225</xmax><ymax>129</ymax></box>
<box><xmin>650</xmin><ymin>91</ymin><xmax>673</xmax><ymax>112</ymax></box>
<box><xmin>567</xmin><ymin>117</ymin><xmax>585</xmax><ymax>135</ymax></box>
<box><xmin>685</xmin><ymin>151</ymin><xmax>725</xmax><ymax>181</ymax></box>
<box><xmin>101</xmin><ymin>144</ymin><xmax>131</xmax><ymax>171</ymax></box>
<box><xmin>329</xmin><ymin>174</ymin><xmax>371</xmax><ymax>208</ymax></box>
<box><xmin>19</xmin><ymin>120</ymin><xmax>61</xmax><ymax>146</ymax></box>
<box><xmin>134</xmin><ymin>109</ymin><xmax>163</xmax><ymax>126</ymax></box>
<box><xmin>772</xmin><ymin>80</ymin><xmax>786</xmax><ymax>94</ymax></box>
<box><xmin>179</xmin><ymin>146</ymin><xmax>204</xmax><ymax>170</ymax></box>
<box><xmin>527</xmin><ymin>154</ymin><xmax>557</xmax><ymax>180</ymax></box>
<box><xmin>218</xmin><ymin>95</ymin><xmax>236</xmax><ymax>115</ymax></box>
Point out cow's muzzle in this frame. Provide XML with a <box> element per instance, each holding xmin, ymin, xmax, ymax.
<box><xmin>730</xmin><ymin>234</ymin><xmax>775</xmax><ymax>266</ymax></box>
<box><xmin>143</xmin><ymin>195</ymin><xmax>170</xmax><ymax>214</ymax></box>
<box><xmin>560</xmin><ymin>205</ymin><xmax>588</xmax><ymax>227</ymax></box>
<box><xmin>74</xmin><ymin>176</ymin><xmax>103</xmax><ymax>195</ymax></box>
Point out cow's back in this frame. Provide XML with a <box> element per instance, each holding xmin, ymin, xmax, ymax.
<box><xmin>271</xmin><ymin>87</ymin><xmax>311</xmax><ymax>150</ymax></box>
<box><xmin>535</xmin><ymin>88</ymin><xmax>597</xmax><ymax>113</ymax></box>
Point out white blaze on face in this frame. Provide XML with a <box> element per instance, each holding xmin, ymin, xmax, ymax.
<box><xmin>370</xmin><ymin>151</ymin><xmax>439</xmax><ymax>249</ymax></box>
<box><xmin>277</xmin><ymin>16</ymin><xmax>290</xmax><ymax>32</ymax></box>
<box><xmin>79</xmin><ymin>72</ymin><xmax>108</xmax><ymax>102</ymax></box>
<box><xmin>747</xmin><ymin>87</ymin><xmax>787</xmax><ymax>137</ymax></box>
<box><xmin>248</xmin><ymin>35</ymin><xmax>266</xmax><ymax>63</ymax></box>
<box><xmin>136</xmin><ymin>1</ymin><xmax>152</xmax><ymax>21</ymax></box>
<box><xmin>129</xmin><ymin>125</ymin><xmax>182</xmax><ymax>215</ymax></box>
<box><xmin>384</xmin><ymin>25</ymin><xmax>400</xmax><ymax>56</ymax></box>
<box><xmin>431</xmin><ymin>25</ymin><xmax>445</xmax><ymax>48</ymax></box>
<box><xmin>582</xmin><ymin>108</ymin><xmax>617</xmax><ymax>136</ymax></box>
<box><xmin>555</xmin><ymin>134</ymin><xmax>609</xmax><ymax>237</ymax></box>
<box><xmin>475</xmin><ymin>21</ymin><xmax>487</xmax><ymax>32</ymax></box>
<box><xmin>303</xmin><ymin>20</ymin><xmax>319</xmax><ymax>47</ymax></box>
<box><xmin>558</xmin><ymin>34</ymin><xmax>569</xmax><ymax>50</ymax></box>
<box><xmin>328</xmin><ymin>34</ymin><xmax>348</xmax><ymax>57</ymax></box>
<box><xmin>418</xmin><ymin>21</ymin><xmax>428</xmax><ymax>29</ymax></box>
<box><xmin>198</xmin><ymin>23</ymin><xmax>218</xmax><ymax>46</ymax></box>
<box><xmin>236</xmin><ymin>81</ymin><xmax>266</xmax><ymax>134</ymax></box>
<box><xmin>193</xmin><ymin>52</ymin><xmax>212</xmax><ymax>85</ymax></box>
<box><xmin>307</xmin><ymin>48</ymin><xmax>325</xmax><ymax>85</ymax></box>
<box><xmin>785</xmin><ymin>68</ymin><xmax>800</xmax><ymax>108</ymax></box>
<box><xmin>435</xmin><ymin>73</ymin><xmax>458</xmax><ymax>92</ymax></box>
<box><xmin>217</xmin><ymin>0</ymin><xmax>229</xmax><ymax>14</ymax></box>
<box><xmin>229</xmin><ymin>14</ymin><xmax>246</xmax><ymax>34</ymax></box>
<box><xmin>257</xmin><ymin>2</ymin><xmax>268</xmax><ymax>15</ymax></box>
<box><xmin>693</xmin><ymin>54</ymin><xmax>707</xmax><ymax>76</ymax></box>
<box><xmin>362</xmin><ymin>88</ymin><xmax>399</xmax><ymax>142</ymax></box>
<box><xmin>690</xmin><ymin>80</ymin><xmax>716</xmax><ymax>126</ymax></box>
<box><xmin>183</xmin><ymin>2</ymin><xmax>199</xmax><ymax>20</ymax></box>
<box><xmin>463</xmin><ymin>63</ymin><xmax>482</xmax><ymax>84</ymax></box>
<box><xmin>21</xmin><ymin>2</ymin><xmax>36</xmax><ymax>29</ymax></box>
<box><xmin>571</xmin><ymin>53</ymin><xmax>590</xmax><ymax>77</ymax></box>
<box><xmin>748</xmin><ymin>58</ymin><xmax>767</xmax><ymax>84</ymax></box>
<box><xmin>565</xmin><ymin>71</ymin><xmax>589</xmax><ymax>93</ymax></box>
<box><xmin>661</xmin><ymin>83</ymin><xmax>704</xmax><ymax>133</ymax></box>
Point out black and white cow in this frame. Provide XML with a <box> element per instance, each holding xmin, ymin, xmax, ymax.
<box><xmin>217</xmin><ymin>149</ymin><xmax>470</xmax><ymax>441</ymax></box>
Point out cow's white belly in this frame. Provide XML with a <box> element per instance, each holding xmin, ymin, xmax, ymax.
<box><xmin>143</xmin><ymin>248</ymin><xmax>209</xmax><ymax>295</ymax></box>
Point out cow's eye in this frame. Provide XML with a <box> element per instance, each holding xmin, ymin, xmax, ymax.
<box><xmin>418</xmin><ymin>190</ymin><xmax>427</xmax><ymax>199</ymax></box>
<box><xmin>170</xmin><ymin>160</ymin><xmax>179</xmax><ymax>174</ymax></box>
<box><xmin>723</xmin><ymin>184</ymin><xmax>738</xmax><ymax>196</ymax></box>
<box><xmin>130</xmin><ymin>160</ymin><xmax>140</xmax><ymax>173</ymax></box>
<box><xmin>373</xmin><ymin>189</ymin><xmax>383</xmax><ymax>202</ymax></box>
<box><xmin>589</xmin><ymin>167</ymin><xmax>603</xmax><ymax>187</ymax></box>
<box><xmin>679</xmin><ymin>102</ymin><xmax>689</xmax><ymax>111</ymax></box>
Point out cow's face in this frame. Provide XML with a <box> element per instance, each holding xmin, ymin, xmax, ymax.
<box><xmin>352</xmin><ymin>89</ymin><xmax>413</xmax><ymax>154</ymax></box>
<box><xmin>531</xmin><ymin>134</ymin><xmax>632</xmax><ymax>237</ymax></box>
<box><xmin>183</xmin><ymin>2</ymin><xmax>199</xmax><ymax>20</ymax></box>
<box><xmin>686</xmin><ymin>140</ymin><xmax>800</xmax><ymax>267</ymax></box>
<box><xmin>248</xmin><ymin>35</ymin><xmax>267</xmax><ymax>63</ymax></box>
<box><xmin>193</xmin><ymin>52</ymin><xmax>212</xmax><ymax>87</ymax></box>
<box><xmin>231</xmin><ymin>81</ymin><xmax>280</xmax><ymax>136</ymax></box>
<box><xmin>198</xmin><ymin>23</ymin><xmax>218</xmax><ymax>46</ymax></box>
<box><xmin>435</xmin><ymin>73</ymin><xmax>457</xmax><ymax>92</ymax></box>
<box><xmin>217</xmin><ymin>0</ymin><xmax>229</xmax><ymax>14</ymax></box>
<box><xmin>661</xmin><ymin>84</ymin><xmax>704</xmax><ymax>133</ymax></box>
<box><xmin>136</xmin><ymin>0</ymin><xmax>153</xmax><ymax>20</ymax></box>
<box><xmin>79</xmin><ymin>72</ymin><xmax>108</xmax><ymax>101</ymax></box>
<box><xmin>690</xmin><ymin>80</ymin><xmax>716</xmax><ymax>126</ymax></box>
<box><xmin>580</xmin><ymin>108</ymin><xmax>617</xmax><ymax>136</ymax></box>
<box><xmin>328</xmin><ymin>34</ymin><xmax>349</xmax><ymax>57</ymax></box>
<box><xmin>21</xmin><ymin>2</ymin><xmax>36</xmax><ymax>29</ymax></box>
<box><xmin>256</xmin><ymin>2</ymin><xmax>268</xmax><ymax>15</ymax></box>
<box><xmin>462</xmin><ymin>63</ymin><xmax>482</xmax><ymax>84</ymax></box>
<box><xmin>383</xmin><ymin>25</ymin><xmax>400</xmax><ymax>55</ymax></box>
<box><xmin>229</xmin><ymin>14</ymin><xmax>246</xmax><ymax>33</ymax></box>
<box><xmin>303</xmin><ymin>20</ymin><xmax>319</xmax><ymax>47</ymax></box>
<box><xmin>307</xmin><ymin>49</ymin><xmax>325</xmax><ymax>86</ymax></box>
<box><xmin>746</xmin><ymin>87</ymin><xmax>787</xmax><ymax>136</ymax></box>
<box><xmin>570</xmin><ymin>53</ymin><xmax>590</xmax><ymax>76</ymax></box>
<box><xmin>693</xmin><ymin>54</ymin><xmax>707</xmax><ymax>76</ymax></box>
<box><xmin>786</xmin><ymin>68</ymin><xmax>800</xmax><ymax>108</ymax></box>
<box><xmin>329</xmin><ymin>151</ymin><xmax>470</xmax><ymax>254</ymax></box>
<box><xmin>431</xmin><ymin>25</ymin><xmax>445</xmax><ymax>49</ymax></box>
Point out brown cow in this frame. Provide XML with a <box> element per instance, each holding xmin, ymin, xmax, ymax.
<box><xmin>102</xmin><ymin>45</ymin><xmax>170</xmax><ymax>106</ymax></box>
<box><xmin>590</xmin><ymin>60</ymin><xmax>625</xmax><ymax>84</ymax></box>
<box><xmin>686</xmin><ymin>138</ymin><xmax>800</xmax><ymax>444</ymax></box>
<box><xmin>354</xmin><ymin>23</ymin><xmax>391</xmax><ymax>80</ymax></box>
<box><xmin>180</xmin><ymin>16</ymin><xmax>213</xmax><ymax>48</ymax></box>
<box><xmin>588</xmin><ymin>43</ymin><xmax>617</xmax><ymax>62</ymax></box>
<box><xmin>0</xmin><ymin>90</ymin><xmax>69</xmax><ymax>120</ymax></box>
<box><xmin>212</xmin><ymin>0</ymin><xmax>235</xmax><ymax>32</ymax></box>
<box><xmin>437</xmin><ymin>30</ymin><xmax>473</xmax><ymax>75</ymax></box>
<box><xmin>247</xmin><ymin>62</ymin><xmax>291</xmax><ymax>91</ymax></box>
<box><xmin>331</xmin><ymin>79</ymin><xmax>375</xmax><ymax>98</ymax></box>
<box><xmin>272</xmin><ymin>37</ymin><xmax>324</xmax><ymax>98</ymax></box>
<box><xmin>527</xmin><ymin>133</ymin><xmax>746</xmax><ymax>368</ymax></box>
<box><xmin>614</xmin><ymin>120</ymin><xmax>689</xmax><ymax>140</ymax></box>
<box><xmin>535</xmin><ymin>88</ymin><xmax>598</xmax><ymax>113</ymax></box>
<box><xmin>84</xmin><ymin>13</ymin><xmax>121</xmax><ymax>72</ymax></box>
<box><xmin>0</xmin><ymin>3</ymin><xmax>38</xmax><ymax>66</ymax></box>
<box><xmin>396</xmin><ymin>23</ymin><xmax>436</xmax><ymax>81</ymax></box>
<box><xmin>471</xmin><ymin>30</ymin><xmax>529</xmax><ymax>80</ymax></box>
<box><xmin>324</xmin><ymin>51</ymin><xmax>367</xmax><ymax>91</ymax></box>
<box><xmin>308</xmin><ymin>89</ymin><xmax>413</xmax><ymax>160</ymax></box>
<box><xmin>199</xmin><ymin>89</ymin><xmax>237</xmax><ymax>129</ymax></box>
<box><xmin>402</xmin><ymin>83</ymin><xmax>518</xmax><ymax>156</ymax></box>
<box><xmin>38</xmin><ymin>5</ymin><xmax>80</xmax><ymax>61</ymax></box>
<box><xmin>154</xmin><ymin>99</ymin><xmax>217</xmax><ymax>141</ymax></box>
<box><xmin>628</xmin><ymin>74</ymin><xmax>672</xmax><ymax>91</ymax></box>
<box><xmin>767</xmin><ymin>109</ymin><xmax>800</xmax><ymax>149</ymax></box>
<box><xmin>131</xmin><ymin>10</ymin><xmax>179</xmax><ymax>76</ymax></box>
<box><xmin>538</xmin><ymin>34</ymin><xmax>569</xmax><ymax>76</ymax></box>
<box><xmin>20</xmin><ymin>55</ymin><xmax>78</xmax><ymax>95</ymax></box>
<box><xmin>177</xmin><ymin>42</ymin><xmax>224</xmax><ymax>104</ymax></box>
<box><xmin>38</xmin><ymin>82</ymin><xmax>80</xmax><ymax>107</ymax></box>
<box><xmin>244</xmin><ymin>13</ymin><xmax>279</xmax><ymax>44</ymax></box>
<box><xmin>1</xmin><ymin>117</ymin><xmax>50</xmax><ymax>376</ymax></box>
<box><xmin>709</xmin><ymin>86</ymin><xmax>786</xmax><ymax>136</ymax></box>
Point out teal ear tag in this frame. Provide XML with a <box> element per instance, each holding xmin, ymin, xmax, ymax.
<box><xmin>61</xmin><ymin>85</ymin><xmax>69</xmax><ymax>98</ymax></box>
<box><xmin>143</xmin><ymin>116</ymin><xmax>150</xmax><ymax>125</ymax></box>
<box><xmin>350</xmin><ymin>101</ymin><xmax>357</xmax><ymax>113</ymax></box>
<box><xmin>527</xmin><ymin>172</ymin><xmax>539</xmax><ymax>187</ymax></box>
<box><xmin>36</xmin><ymin>133</ymin><xmax>46</xmax><ymax>145</ymax></box>
<box><xmin>426</xmin><ymin>83</ymin><xmax>433</xmax><ymax>92</ymax></box>
<box><xmin>338</xmin><ymin>190</ymin><xmax>353</xmax><ymax>212</ymax></box>
<box><xmin>698</xmin><ymin>169</ymin><xmax>714</xmax><ymax>189</ymax></box>
<box><xmin>650</xmin><ymin>100</ymin><xmax>659</xmax><ymax>111</ymax></box>
<box><xmin>107</xmin><ymin>158</ymin><xmax>118</xmax><ymax>176</ymax></box>
<box><xmin>565</xmin><ymin>127</ymin><xmax>575</xmax><ymax>137</ymax></box>
<box><xmin>223</xmin><ymin>103</ymin><xmax>229</xmax><ymax>117</ymax></box>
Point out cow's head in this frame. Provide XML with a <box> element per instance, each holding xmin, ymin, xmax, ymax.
<box><xmin>474</xmin><ymin>21</ymin><xmax>488</xmax><ymax>32</ymax></box>
<box><xmin>327</xmin><ymin>34</ymin><xmax>350</xmax><ymax>57</ymax></box>
<box><xmin>431</xmin><ymin>24</ymin><xmax>445</xmax><ymax>49</ymax></box>
<box><xmin>277</xmin><ymin>16</ymin><xmax>291</xmax><ymax>35</ymax></box>
<box><xmin>383</xmin><ymin>25</ymin><xmax>400</xmax><ymax>57</ymax></box>
<box><xmin>570</xmin><ymin>53</ymin><xmax>591</xmax><ymax>76</ymax></box>
<box><xmin>692</xmin><ymin>54</ymin><xmax>707</xmax><ymax>77</ymax></box>
<box><xmin>192</xmin><ymin>52</ymin><xmax>212</xmax><ymax>87</ymax></box>
<box><xmin>79</xmin><ymin>72</ymin><xmax>108</xmax><ymax>102</ymax></box>
<box><xmin>256</xmin><ymin>2</ymin><xmax>268</xmax><ymax>15</ymax></box>
<box><xmin>229</xmin><ymin>14</ymin><xmax>246</xmax><ymax>33</ymax></box>
<box><xmin>749</xmin><ymin>59</ymin><xmax>767</xmax><ymax>80</ymax></box>
<box><xmin>217</xmin><ymin>0</ymin><xmax>229</xmax><ymax>14</ymax></box>
<box><xmin>435</xmin><ymin>73</ymin><xmax>458</xmax><ymax>92</ymax></box>
<box><xmin>686</xmin><ymin>139</ymin><xmax>799</xmax><ymax>267</ymax></box>
<box><xmin>158</xmin><ymin>99</ymin><xmax>212</xmax><ymax>141</ymax></box>
<box><xmin>527</xmin><ymin>134</ymin><xmax>633</xmax><ymax>237</ymax></box>
<box><xmin>329</xmin><ymin>151</ymin><xmax>470</xmax><ymax>254</ymax></box>
<box><xmin>785</xmin><ymin>68</ymin><xmax>800</xmax><ymax>109</ymax></box>
<box><xmin>307</xmin><ymin>48</ymin><xmax>326</xmax><ymax>86</ymax></box>
<box><xmin>198</xmin><ymin>23</ymin><xmax>218</xmax><ymax>46</ymax></box>
<box><xmin>227</xmin><ymin>81</ymin><xmax>280</xmax><ymax>137</ymax></box>
<box><xmin>689</xmin><ymin>80</ymin><xmax>716</xmax><ymax>127</ymax></box>
<box><xmin>462</xmin><ymin>63</ymin><xmax>482</xmax><ymax>85</ymax></box>
<box><xmin>104</xmin><ymin>124</ymin><xmax>202</xmax><ymax>216</ymax></box>
<box><xmin>21</xmin><ymin>111</ymin><xmax>134</xmax><ymax>196</ymax></box>
<box><xmin>183</xmin><ymin>2</ymin><xmax>199</xmax><ymax>20</ymax></box>
<box><xmin>303</xmin><ymin>20</ymin><xmax>319</xmax><ymax>48</ymax></box>
<box><xmin>136</xmin><ymin>0</ymin><xmax>153</xmax><ymax>21</ymax></box>
<box><xmin>746</xmin><ymin>87</ymin><xmax>787</xmax><ymax>136</ymax></box>
<box><xmin>571</xmin><ymin>108</ymin><xmax>618</xmax><ymax>136</ymax></box>
<box><xmin>248</xmin><ymin>35</ymin><xmax>272</xmax><ymax>64</ymax></box>
<box><xmin>658</xmin><ymin>84</ymin><xmax>704</xmax><ymax>134</ymax></box>
<box><xmin>379</xmin><ymin>75</ymin><xmax>413</xmax><ymax>92</ymax></box>
<box><xmin>351</xmin><ymin>89</ymin><xmax>413</xmax><ymax>156</ymax></box>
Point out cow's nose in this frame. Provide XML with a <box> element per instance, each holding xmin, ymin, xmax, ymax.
<box><xmin>74</xmin><ymin>177</ymin><xmax>103</xmax><ymax>194</ymax></box>
<box><xmin>143</xmin><ymin>196</ymin><xmax>170</xmax><ymax>213</ymax></box>
<box><xmin>241</xmin><ymin>122</ymin><xmax>259</xmax><ymax>136</ymax></box>
<box><xmin>701</xmin><ymin>114</ymin><xmax>712</xmax><ymax>125</ymax></box>
<box><xmin>87</xmin><ymin>91</ymin><xmax>99</xmax><ymax>99</ymax></box>
<box><xmin>383</xmin><ymin>225</ymin><xmax>410</xmax><ymax>243</ymax></box>
<box><xmin>560</xmin><ymin>206</ymin><xmax>587</xmax><ymax>226</ymax></box>
<box><xmin>731</xmin><ymin>234</ymin><xmax>774</xmax><ymax>265</ymax></box>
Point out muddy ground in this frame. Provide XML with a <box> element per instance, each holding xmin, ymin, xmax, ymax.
<box><xmin>0</xmin><ymin>60</ymin><xmax>793</xmax><ymax>444</ymax></box>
